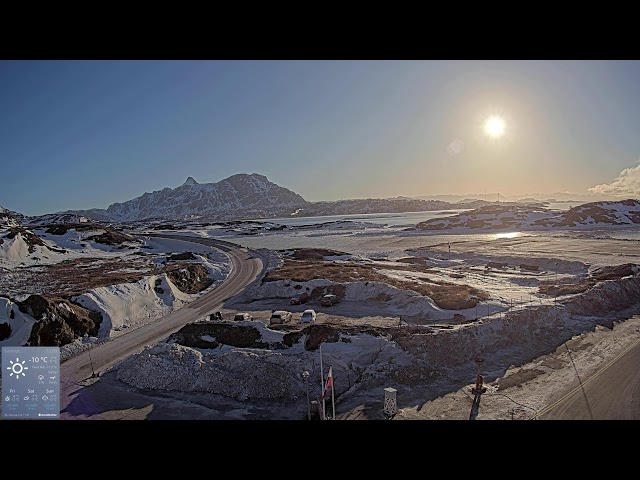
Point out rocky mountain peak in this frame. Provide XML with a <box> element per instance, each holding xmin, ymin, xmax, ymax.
<box><xmin>183</xmin><ymin>176</ymin><xmax>199</xmax><ymax>187</ymax></box>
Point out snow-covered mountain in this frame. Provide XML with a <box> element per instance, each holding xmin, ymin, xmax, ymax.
<box><xmin>74</xmin><ymin>174</ymin><xmax>308</xmax><ymax>222</ymax></box>
<box><xmin>415</xmin><ymin>199</ymin><xmax>640</xmax><ymax>232</ymax></box>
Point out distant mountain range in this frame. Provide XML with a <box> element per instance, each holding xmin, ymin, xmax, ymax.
<box><xmin>416</xmin><ymin>192</ymin><xmax>615</xmax><ymax>203</ymax></box>
<box><xmin>4</xmin><ymin>173</ymin><xmax>638</xmax><ymax>223</ymax></box>
<box><xmin>63</xmin><ymin>173</ymin><xmax>453</xmax><ymax>222</ymax></box>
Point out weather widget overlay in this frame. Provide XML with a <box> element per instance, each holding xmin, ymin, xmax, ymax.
<box><xmin>2</xmin><ymin>347</ymin><xmax>60</xmax><ymax>419</ymax></box>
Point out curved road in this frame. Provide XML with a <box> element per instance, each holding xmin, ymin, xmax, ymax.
<box><xmin>60</xmin><ymin>235</ymin><xmax>264</xmax><ymax>414</ymax></box>
<box><xmin>536</xmin><ymin>335</ymin><xmax>640</xmax><ymax>420</ymax></box>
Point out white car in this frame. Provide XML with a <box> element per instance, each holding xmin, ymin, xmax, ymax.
<box><xmin>300</xmin><ymin>309</ymin><xmax>317</xmax><ymax>323</ymax></box>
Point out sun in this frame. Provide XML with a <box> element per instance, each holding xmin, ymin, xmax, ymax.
<box><xmin>7</xmin><ymin>358</ymin><xmax>28</xmax><ymax>379</ymax></box>
<box><xmin>483</xmin><ymin>115</ymin><xmax>506</xmax><ymax>139</ymax></box>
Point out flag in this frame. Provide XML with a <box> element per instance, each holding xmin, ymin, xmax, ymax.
<box><xmin>322</xmin><ymin>366</ymin><xmax>333</xmax><ymax>400</ymax></box>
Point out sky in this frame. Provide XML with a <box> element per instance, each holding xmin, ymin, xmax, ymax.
<box><xmin>1</xmin><ymin>60</ymin><xmax>640</xmax><ymax>216</ymax></box>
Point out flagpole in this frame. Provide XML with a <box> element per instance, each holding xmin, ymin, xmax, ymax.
<box><xmin>331</xmin><ymin>364</ymin><xmax>335</xmax><ymax>420</ymax></box>
<box><xmin>319</xmin><ymin>344</ymin><xmax>325</xmax><ymax>420</ymax></box>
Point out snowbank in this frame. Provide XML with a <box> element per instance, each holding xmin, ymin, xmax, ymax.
<box><xmin>72</xmin><ymin>274</ymin><xmax>195</xmax><ymax>338</ymax></box>
<box><xmin>0</xmin><ymin>297</ymin><xmax>38</xmax><ymax>347</ymax></box>
<box><xmin>116</xmin><ymin>321</ymin><xmax>411</xmax><ymax>403</ymax></box>
<box><xmin>0</xmin><ymin>234</ymin><xmax>31</xmax><ymax>263</ymax></box>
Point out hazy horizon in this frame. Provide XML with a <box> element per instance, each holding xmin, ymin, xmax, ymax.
<box><xmin>2</xmin><ymin>60</ymin><xmax>640</xmax><ymax>216</ymax></box>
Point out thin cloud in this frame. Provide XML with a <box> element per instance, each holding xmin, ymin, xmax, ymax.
<box><xmin>589</xmin><ymin>161</ymin><xmax>640</xmax><ymax>197</ymax></box>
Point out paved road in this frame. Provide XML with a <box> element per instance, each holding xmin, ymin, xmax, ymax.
<box><xmin>536</xmin><ymin>336</ymin><xmax>640</xmax><ymax>420</ymax></box>
<box><xmin>59</xmin><ymin>235</ymin><xmax>264</xmax><ymax>418</ymax></box>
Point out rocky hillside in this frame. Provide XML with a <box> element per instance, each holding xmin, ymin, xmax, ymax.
<box><xmin>415</xmin><ymin>199</ymin><xmax>640</xmax><ymax>232</ymax></box>
<box><xmin>16</xmin><ymin>295</ymin><xmax>102</xmax><ymax>346</ymax></box>
<box><xmin>1</xmin><ymin>210</ymin><xmax>66</xmax><ymax>257</ymax></box>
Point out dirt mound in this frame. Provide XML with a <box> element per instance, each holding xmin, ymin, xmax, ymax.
<box><xmin>17</xmin><ymin>295</ymin><xmax>102</xmax><ymax>346</ymax></box>
<box><xmin>264</xmin><ymin>258</ymin><xmax>487</xmax><ymax>309</ymax></box>
<box><xmin>169</xmin><ymin>323</ymin><xmax>270</xmax><ymax>349</ymax></box>
<box><xmin>171</xmin><ymin>321</ymin><xmax>389</xmax><ymax>353</ymax></box>
<box><xmin>167</xmin><ymin>252</ymin><xmax>196</xmax><ymax>261</ymax></box>
<box><xmin>539</xmin><ymin>280</ymin><xmax>596</xmax><ymax>296</ymax></box>
<box><xmin>288</xmin><ymin>248</ymin><xmax>350</xmax><ymax>260</ymax></box>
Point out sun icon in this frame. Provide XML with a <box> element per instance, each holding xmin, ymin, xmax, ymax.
<box><xmin>7</xmin><ymin>358</ymin><xmax>28</xmax><ymax>379</ymax></box>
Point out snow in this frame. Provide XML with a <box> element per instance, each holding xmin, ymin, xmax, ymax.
<box><xmin>114</xmin><ymin>276</ymin><xmax>640</xmax><ymax>419</ymax></box>
<box><xmin>71</xmin><ymin>273</ymin><xmax>196</xmax><ymax>338</ymax></box>
<box><xmin>183</xmin><ymin>176</ymin><xmax>198</xmax><ymax>186</ymax></box>
<box><xmin>4</xmin><ymin>202</ymin><xmax>640</xmax><ymax>419</ymax></box>
<box><xmin>0</xmin><ymin>227</ymin><xmax>138</xmax><ymax>269</ymax></box>
<box><xmin>102</xmin><ymin>216</ymin><xmax>640</xmax><ymax>419</ymax></box>
<box><xmin>0</xmin><ymin>297</ymin><xmax>38</xmax><ymax>347</ymax></box>
<box><xmin>0</xmin><ymin>233</ymin><xmax>30</xmax><ymax>263</ymax></box>
<box><xmin>64</xmin><ymin>237</ymin><xmax>231</xmax><ymax>339</ymax></box>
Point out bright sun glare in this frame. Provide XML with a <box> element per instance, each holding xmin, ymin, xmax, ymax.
<box><xmin>483</xmin><ymin>115</ymin><xmax>506</xmax><ymax>139</ymax></box>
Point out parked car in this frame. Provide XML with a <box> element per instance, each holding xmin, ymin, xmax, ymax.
<box><xmin>209</xmin><ymin>311</ymin><xmax>223</xmax><ymax>321</ymax></box>
<box><xmin>290</xmin><ymin>292</ymin><xmax>310</xmax><ymax>305</ymax></box>
<box><xmin>300</xmin><ymin>309</ymin><xmax>317</xmax><ymax>323</ymax></box>
<box><xmin>320</xmin><ymin>294</ymin><xmax>339</xmax><ymax>306</ymax></box>
<box><xmin>269</xmin><ymin>310</ymin><xmax>292</xmax><ymax>325</ymax></box>
<box><xmin>233</xmin><ymin>312</ymin><xmax>252</xmax><ymax>321</ymax></box>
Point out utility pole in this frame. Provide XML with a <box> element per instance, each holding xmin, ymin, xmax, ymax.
<box><xmin>555</xmin><ymin>263</ymin><xmax>558</xmax><ymax>305</ymax></box>
<box><xmin>302</xmin><ymin>370</ymin><xmax>310</xmax><ymax>420</ymax></box>
<box><xmin>88</xmin><ymin>341</ymin><xmax>96</xmax><ymax>378</ymax></box>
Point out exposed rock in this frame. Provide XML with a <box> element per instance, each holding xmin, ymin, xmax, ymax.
<box><xmin>167</xmin><ymin>252</ymin><xmax>196</xmax><ymax>261</ymax></box>
<box><xmin>168</xmin><ymin>323</ymin><xmax>270</xmax><ymax>349</ymax></box>
<box><xmin>165</xmin><ymin>262</ymin><xmax>213</xmax><ymax>294</ymax></box>
<box><xmin>0</xmin><ymin>322</ymin><xmax>10</xmax><ymax>341</ymax></box>
<box><xmin>520</xmin><ymin>264</ymin><xmax>540</xmax><ymax>271</ymax></box>
<box><xmin>563</xmin><ymin>276</ymin><xmax>640</xmax><ymax>316</ymax></box>
<box><xmin>45</xmin><ymin>223</ymin><xmax>137</xmax><ymax>245</ymax></box>
<box><xmin>591</xmin><ymin>263</ymin><xmax>639</xmax><ymax>281</ymax></box>
<box><xmin>17</xmin><ymin>295</ymin><xmax>102</xmax><ymax>347</ymax></box>
<box><xmin>6</xmin><ymin>227</ymin><xmax>49</xmax><ymax>253</ymax></box>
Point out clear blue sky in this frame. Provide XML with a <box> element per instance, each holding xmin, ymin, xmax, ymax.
<box><xmin>2</xmin><ymin>60</ymin><xmax>640</xmax><ymax>216</ymax></box>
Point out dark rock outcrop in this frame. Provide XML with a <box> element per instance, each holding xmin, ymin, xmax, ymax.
<box><xmin>166</xmin><ymin>263</ymin><xmax>213</xmax><ymax>294</ymax></box>
<box><xmin>0</xmin><ymin>322</ymin><xmax>10</xmax><ymax>341</ymax></box>
<box><xmin>17</xmin><ymin>295</ymin><xmax>102</xmax><ymax>347</ymax></box>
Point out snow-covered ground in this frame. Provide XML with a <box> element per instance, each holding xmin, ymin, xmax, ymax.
<box><xmin>0</xmin><ymin>298</ymin><xmax>37</xmax><ymax>347</ymax></box>
<box><xmin>112</xmin><ymin>291</ymin><xmax>640</xmax><ymax>420</ymax></box>
<box><xmin>106</xmin><ymin>219</ymin><xmax>640</xmax><ymax>420</ymax></box>
<box><xmin>0</xmin><ymin>233</ymin><xmax>232</xmax><ymax>346</ymax></box>
<box><xmin>3</xmin><ymin>208</ymin><xmax>640</xmax><ymax>419</ymax></box>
